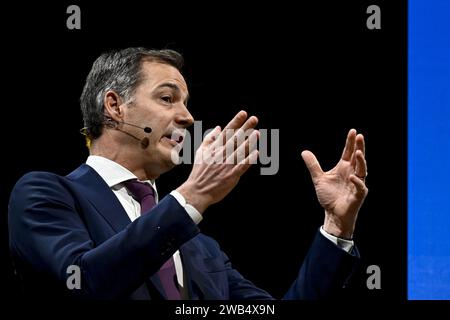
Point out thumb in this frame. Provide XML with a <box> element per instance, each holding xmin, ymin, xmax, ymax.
<box><xmin>301</xmin><ymin>150</ymin><xmax>323</xmax><ymax>181</ymax></box>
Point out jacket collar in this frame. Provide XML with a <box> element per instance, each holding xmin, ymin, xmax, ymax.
<box><xmin>66</xmin><ymin>164</ymin><xmax>132</xmax><ymax>233</ymax></box>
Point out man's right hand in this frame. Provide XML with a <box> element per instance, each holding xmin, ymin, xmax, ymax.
<box><xmin>176</xmin><ymin>111</ymin><xmax>259</xmax><ymax>214</ymax></box>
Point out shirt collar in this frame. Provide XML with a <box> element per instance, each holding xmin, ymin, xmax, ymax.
<box><xmin>85</xmin><ymin>155</ymin><xmax>157</xmax><ymax>191</ymax></box>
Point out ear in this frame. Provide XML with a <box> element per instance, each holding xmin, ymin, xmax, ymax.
<box><xmin>104</xmin><ymin>91</ymin><xmax>125</xmax><ymax>121</ymax></box>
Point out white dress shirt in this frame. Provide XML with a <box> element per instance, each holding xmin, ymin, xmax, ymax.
<box><xmin>86</xmin><ymin>155</ymin><xmax>353</xmax><ymax>297</ymax></box>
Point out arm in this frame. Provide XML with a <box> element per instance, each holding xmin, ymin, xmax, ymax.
<box><xmin>8</xmin><ymin>172</ymin><xmax>199</xmax><ymax>299</ymax></box>
<box><xmin>283</xmin><ymin>230</ymin><xmax>360</xmax><ymax>300</ymax></box>
<box><xmin>9</xmin><ymin>111</ymin><xmax>261</xmax><ymax>299</ymax></box>
<box><xmin>282</xmin><ymin>129</ymin><xmax>368</xmax><ymax>299</ymax></box>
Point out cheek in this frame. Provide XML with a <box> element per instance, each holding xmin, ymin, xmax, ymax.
<box><xmin>150</xmin><ymin>114</ymin><xmax>172</xmax><ymax>134</ymax></box>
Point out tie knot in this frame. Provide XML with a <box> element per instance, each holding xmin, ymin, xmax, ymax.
<box><xmin>123</xmin><ymin>179</ymin><xmax>154</xmax><ymax>204</ymax></box>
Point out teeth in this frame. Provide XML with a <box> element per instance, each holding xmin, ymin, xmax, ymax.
<box><xmin>164</xmin><ymin>129</ymin><xmax>185</xmax><ymax>144</ymax></box>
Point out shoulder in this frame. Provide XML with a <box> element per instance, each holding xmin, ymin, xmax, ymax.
<box><xmin>12</xmin><ymin>171</ymin><xmax>69</xmax><ymax>192</ymax></box>
<box><xmin>12</xmin><ymin>171</ymin><xmax>65</xmax><ymax>191</ymax></box>
<box><xmin>9</xmin><ymin>171</ymin><xmax>75</xmax><ymax>209</ymax></box>
<box><xmin>11</xmin><ymin>164</ymin><xmax>90</xmax><ymax>196</ymax></box>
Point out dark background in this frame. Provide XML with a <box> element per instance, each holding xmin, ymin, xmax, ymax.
<box><xmin>2</xmin><ymin>0</ymin><xmax>406</xmax><ymax>302</ymax></box>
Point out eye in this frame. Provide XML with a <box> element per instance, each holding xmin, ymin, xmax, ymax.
<box><xmin>161</xmin><ymin>95</ymin><xmax>173</xmax><ymax>103</ymax></box>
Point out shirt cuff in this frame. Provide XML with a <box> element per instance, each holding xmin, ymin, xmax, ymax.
<box><xmin>170</xmin><ymin>190</ymin><xmax>203</xmax><ymax>225</ymax></box>
<box><xmin>319</xmin><ymin>226</ymin><xmax>354</xmax><ymax>253</ymax></box>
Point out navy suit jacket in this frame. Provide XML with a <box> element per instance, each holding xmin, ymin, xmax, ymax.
<box><xmin>8</xmin><ymin>164</ymin><xmax>359</xmax><ymax>300</ymax></box>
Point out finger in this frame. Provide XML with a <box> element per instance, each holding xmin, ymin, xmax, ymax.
<box><xmin>196</xmin><ymin>126</ymin><xmax>222</xmax><ymax>165</ymax></box>
<box><xmin>232</xmin><ymin>149</ymin><xmax>259</xmax><ymax>177</ymax></box>
<box><xmin>222</xmin><ymin>127</ymin><xmax>246</xmax><ymax>160</ymax></box>
<box><xmin>230</xmin><ymin>115</ymin><xmax>258</xmax><ymax>148</ymax></box>
<box><xmin>222</xmin><ymin>118</ymin><xmax>258</xmax><ymax>159</ymax></box>
<box><xmin>301</xmin><ymin>150</ymin><xmax>324</xmax><ymax>181</ymax></box>
<box><xmin>224</xmin><ymin>110</ymin><xmax>248</xmax><ymax>131</ymax></box>
<box><xmin>202</xmin><ymin>126</ymin><xmax>221</xmax><ymax>147</ymax></box>
<box><xmin>356</xmin><ymin>133</ymin><xmax>365</xmax><ymax>155</ymax></box>
<box><xmin>355</xmin><ymin>150</ymin><xmax>367</xmax><ymax>179</ymax></box>
<box><xmin>215</xmin><ymin>115</ymin><xmax>258</xmax><ymax>151</ymax></box>
<box><xmin>214</xmin><ymin>111</ymin><xmax>248</xmax><ymax>146</ymax></box>
<box><xmin>226</xmin><ymin>130</ymin><xmax>259</xmax><ymax>164</ymax></box>
<box><xmin>341</xmin><ymin>129</ymin><xmax>357</xmax><ymax>161</ymax></box>
<box><xmin>351</xmin><ymin>133</ymin><xmax>365</xmax><ymax>167</ymax></box>
<box><xmin>349</xmin><ymin>174</ymin><xmax>369</xmax><ymax>198</ymax></box>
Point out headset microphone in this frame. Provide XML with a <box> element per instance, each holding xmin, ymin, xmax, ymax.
<box><xmin>120</xmin><ymin>121</ymin><xmax>152</xmax><ymax>133</ymax></box>
<box><xmin>80</xmin><ymin>117</ymin><xmax>152</xmax><ymax>149</ymax></box>
<box><xmin>102</xmin><ymin>117</ymin><xmax>152</xmax><ymax>149</ymax></box>
<box><xmin>114</xmin><ymin>120</ymin><xmax>152</xmax><ymax>149</ymax></box>
<box><xmin>103</xmin><ymin>116</ymin><xmax>152</xmax><ymax>134</ymax></box>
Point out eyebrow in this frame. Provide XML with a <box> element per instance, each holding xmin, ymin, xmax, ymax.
<box><xmin>155</xmin><ymin>83</ymin><xmax>190</xmax><ymax>105</ymax></box>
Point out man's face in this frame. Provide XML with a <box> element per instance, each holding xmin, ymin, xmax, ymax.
<box><xmin>121</xmin><ymin>61</ymin><xmax>193</xmax><ymax>176</ymax></box>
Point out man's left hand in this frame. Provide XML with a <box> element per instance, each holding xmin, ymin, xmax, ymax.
<box><xmin>301</xmin><ymin>129</ymin><xmax>368</xmax><ymax>239</ymax></box>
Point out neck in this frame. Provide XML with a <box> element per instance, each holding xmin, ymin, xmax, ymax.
<box><xmin>90</xmin><ymin>133</ymin><xmax>160</xmax><ymax>181</ymax></box>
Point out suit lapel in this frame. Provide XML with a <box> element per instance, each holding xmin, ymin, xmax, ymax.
<box><xmin>67</xmin><ymin>164</ymin><xmax>131</xmax><ymax>232</ymax></box>
<box><xmin>66</xmin><ymin>164</ymin><xmax>167</xmax><ymax>298</ymax></box>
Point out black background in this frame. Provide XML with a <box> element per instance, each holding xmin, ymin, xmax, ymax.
<box><xmin>2</xmin><ymin>0</ymin><xmax>406</xmax><ymax>306</ymax></box>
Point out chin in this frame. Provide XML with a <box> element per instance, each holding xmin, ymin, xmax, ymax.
<box><xmin>159</xmin><ymin>141</ymin><xmax>183</xmax><ymax>166</ymax></box>
<box><xmin>160</xmin><ymin>148</ymin><xmax>181</xmax><ymax>170</ymax></box>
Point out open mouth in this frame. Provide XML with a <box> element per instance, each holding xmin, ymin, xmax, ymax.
<box><xmin>162</xmin><ymin>130</ymin><xmax>185</xmax><ymax>147</ymax></box>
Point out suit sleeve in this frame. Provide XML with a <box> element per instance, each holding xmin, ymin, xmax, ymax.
<box><xmin>211</xmin><ymin>232</ymin><xmax>359</xmax><ymax>300</ymax></box>
<box><xmin>283</xmin><ymin>231</ymin><xmax>360</xmax><ymax>300</ymax></box>
<box><xmin>8</xmin><ymin>172</ymin><xmax>200</xmax><ymax>299</ymax></box>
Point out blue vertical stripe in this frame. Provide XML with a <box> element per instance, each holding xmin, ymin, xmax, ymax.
<box><xmin>408</xmin><ymin>0</ymin><xmax>450</xmax><ymax>300</ymax></box>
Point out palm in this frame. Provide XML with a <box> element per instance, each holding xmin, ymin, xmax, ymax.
<box><xmin>314</xmin><ymin>159</ymin><xmax>362</xmax><ymax>221</ymax></box>
<box><xmin>302</xmin><ymin>129</ymin><xmax>368</xmax><ymax>237</ymax></box>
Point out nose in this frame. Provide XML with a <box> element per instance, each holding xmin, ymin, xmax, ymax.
<box><xmin>175</xmin><ymin>104</ymin><xmax>194</xmax><ymax>128</ymax></box>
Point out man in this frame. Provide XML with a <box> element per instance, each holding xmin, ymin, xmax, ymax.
<box><xmin>8</xmin><ymin>48</ymin><xmax>368</xmax><ymax>299</ymax></box>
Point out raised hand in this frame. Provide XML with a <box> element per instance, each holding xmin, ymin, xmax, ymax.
<box><xmin>301</xmin><ymin>129</ymin><xmax>368</xmax><ymax>239</ymax></box>
<box><xmin>177</xmin><ymin>111</ymin><xmax>259</xmax><ymax>214</ymax></box>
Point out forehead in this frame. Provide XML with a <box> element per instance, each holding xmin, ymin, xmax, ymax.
<box><xmin>139</xmin><ymin>61</ymin><xmax>188</xmax><ymax>93</ymax></box>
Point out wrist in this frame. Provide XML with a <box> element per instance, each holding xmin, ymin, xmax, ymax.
<box><xmin>176</xmin><ymin>182</ymin><xmax>210</xmax><ymax>214</ymax></box>
<box><xmin>323</xmin><ymin>213</ymin><xmax>355</xmax><ymax>240</ymax></box>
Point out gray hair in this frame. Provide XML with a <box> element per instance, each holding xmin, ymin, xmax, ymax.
<box><xmin>80</xmin><ymin>47</ymin><xmax>184</xmax><ymax>139</ymax></box>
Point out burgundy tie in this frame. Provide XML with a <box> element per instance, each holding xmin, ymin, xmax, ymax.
<box><xmin>124</xmin><ymin>179</ymin><xmax>181</xmax><ymax>300</ymax></box>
